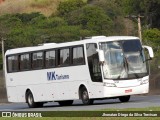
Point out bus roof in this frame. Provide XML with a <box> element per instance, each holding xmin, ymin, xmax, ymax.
<box><xmin>5</xmin><ymin>36</ymin><xmax>139</xmax><ymax>55</ymax></box>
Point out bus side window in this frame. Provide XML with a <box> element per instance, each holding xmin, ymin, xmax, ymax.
<box><xmin>20</xmin><ymin>54</ymin><xmax>30</xmax><ymax>70</ymax></box>
<box><xmin>7</xmin><ymin>56</ymin><xmax>12</xmax><ymax>72</ymax></box>
<box><xmin>72</xmin><ymin>46</ymin><xmax>85</xmax><ymax>65</ymax></box>
<box><xmin>32</xmin><ymin>52</ymin><xmax>44</xmax><ymax>69</ymax></box>
<box><xmin>7</xmin><ymin>55</ymin><xmax>19</xmax><ymax>73</ymax></box>
<box><xmin>45</xmin><ymin>50</ymin><xmax>56</xmax><ymax>68</ymax></box>
<box><xmin>86</xmin><ymin>43</ymin><xmax>102</xmax><ymax>82</ymax></box>
<box><xmin>58</xmin><ymin>48</ymin><xmax>70</xmax><ymax>66</ymax></box>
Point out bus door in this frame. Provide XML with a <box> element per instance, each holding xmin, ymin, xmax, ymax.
<box><xmin>86</xmin><ymin>43</ymin><xmax>104</xmax><ymax>98</ymax></box>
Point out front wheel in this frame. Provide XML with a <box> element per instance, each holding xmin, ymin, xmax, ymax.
<box><xmin>119</xmin><ymin>95</ymin><xmax>130</xmax><ymax>102</ymax></box>
<box><xmin>26</xmin><ymin>91</ymin><xmax>43</xmax><ymax>108</ymax></box>
<box><xmin>81</xmin><ymin>87</ymin><xmax>94</xmax><ymax>105</ymax></box>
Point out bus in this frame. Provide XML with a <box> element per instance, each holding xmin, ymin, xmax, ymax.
<box><xmin>5</xmin><ymin>36</ymin><xmax>154</xmax><ymax>108</ymax></box>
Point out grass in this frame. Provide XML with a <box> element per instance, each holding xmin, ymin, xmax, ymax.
<box><xmin>0</xmin><ymin>107</ymin><xmax>160</xmax><ymax>120</ymax></box>
<box><xmin>0</xmin><ymin>118</ymin><xmax>158</xmax><ymax>120</ymax></box>
<box><xmin>0</xmin><ymin>0</ymin><xmax>88</xmax><ymax>16</ymax></box>
<box><xmin>0</xmin><ymin>0</ymin><xmax>61</xmax><ymax>16</ymax></box>
<box><xmin>101</xmin><ymin>107</ymin><xmax>160</xmax><ymax>111</ymax></box>
<box><xmin>30</xmin><ymin>0</ymin><xmax>57</xmax><ymax>7</ymax></box>
<box><xmin>0</xmin><ymin>116</ymin><xmax>159</xmax><ymax>120</ymax></box>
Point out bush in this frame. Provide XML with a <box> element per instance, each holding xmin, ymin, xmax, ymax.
<box><xmin>143</xmin><ymin>28</ymin><xmax>160</xmax><ymax>51</ymax></box>
<box><xmin>57</xmin><ymin>0</ymin><xmax>86</xmax><ymax>16</ymax></box>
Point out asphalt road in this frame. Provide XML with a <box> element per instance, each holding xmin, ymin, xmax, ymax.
<box><xmin>0</xmin><ymin>95</ymin><xmax>160</xmax><ymax>111</ymax></box>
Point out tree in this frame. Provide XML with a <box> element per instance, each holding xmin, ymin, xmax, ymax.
<box><xmin>123</xmin><ymin>0</ymin><xmax>160</xmax><ymax>28</ymax></box>
<box><xmin>67</xmin><ymin>5</ymin><xmax>113</xmax><ymax>35</ymax></box>
<box><xmin>143</xmin><ymin>28</ymin><xmax>160</xmax><ymax>51</ymax></box>
<box><xmin>57</xmin><ymin>0</ymin><xmax>86</xmax><ymax>17</ymax></box>
<box><xmin>15</xmin><ymin>12</ymin><xmax>43</xmax><ymax>23</ymax></box>
<box><xmin>143</xmin><ymin>28</ymin><xmax>160</xmax><ymax>71</ymax></box>
<box><xmin>32</xmin><ymin>16</ymin><xmax>67</xmax><ymax>29</ymax></box>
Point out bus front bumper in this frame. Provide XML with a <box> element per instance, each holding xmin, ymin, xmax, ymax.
<box><xmin>103</xmin><ymin>83</ymin><xmax>149</xmax><ymax>98</ymax></box>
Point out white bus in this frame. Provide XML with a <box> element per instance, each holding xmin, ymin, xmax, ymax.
<box><xmin>5</xmin><ymin>36</ymin><xmax>153</xmax><ymax>108</ymax></box>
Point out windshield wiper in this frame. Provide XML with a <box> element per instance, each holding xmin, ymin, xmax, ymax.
<box><xmin>139</xmin><ymin>47</ymin><xmax>145</xmax><ymax>63</ymax></box>
<box><xmin>124</xmin><ymin>56</ymin><xmax>140</xmax><ymax>79</ymax></box>
<box><xmin>116</xmin><ymin>57</ymin><xmax>128</xmax><ymax>79</ymax></box>
<box><xmin>124</xmin><ymin>56</ymin><xmax>129</xmax><ymax>71</ymax></box>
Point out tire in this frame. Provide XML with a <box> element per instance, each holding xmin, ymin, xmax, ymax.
<box><xmin>80</xmin><ymin>87</ymin><xmax>94</xmax><ymax>105</ymax></box>
<box><xmin>119</xmin><ymin>95</ymin><xmax>130</xmax><ymax>102</ymax></box>
<box><xmin>58</xmin><ymin>100</ymin><xmax>73</xmax><ymax>106</ymax></box>
<box><xmin>26</xmin><ymin>91</ymin><xmax>43</xmax><ymax>108</ymax></box>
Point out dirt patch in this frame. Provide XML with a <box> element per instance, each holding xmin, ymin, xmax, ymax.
<box><xmin>0</xmin><ymin>87</ymin><xmax>7</xmax><ymax>103</ymax></box>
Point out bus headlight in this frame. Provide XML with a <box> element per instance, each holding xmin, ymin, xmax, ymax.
<box><xmin>103</xmin><ymin>82</ymin><xmax>116</xmax><ymax>87</ymax></box>
<box><xmin>140</xmin><ymin>79</ymin><xmax>149</xmax><ymax>85</ymax></box>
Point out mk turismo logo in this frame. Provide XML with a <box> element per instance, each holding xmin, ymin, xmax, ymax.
<box><xmin>47</xmin><ymin>71</ymin><xmax>69</xmax><ymax>80</ymax></box>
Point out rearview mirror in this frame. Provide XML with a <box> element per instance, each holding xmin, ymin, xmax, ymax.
<box><xmin>143</xmin><ymin>45</ymin><xmax>154</xmax><ymax>60</ymax></box>
<box><xmin>97</xmin><ymin>49</ymin><xmax>105</xmax><ymax>62</ymax></box>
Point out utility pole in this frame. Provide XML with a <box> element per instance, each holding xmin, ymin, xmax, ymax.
<box><xmin>1</xmin><ymin>37</ymin><xmax>6</xmax><ymax>85</ymax></box>
<box><xmin>125</xmin><ymin>14</ymin><xmax>144</xmax><ymax>43</ymax></box>
<box><xmin>137</xmin><ymin>14</ymin><xmax>144</xmax><ymax>42</ymax></box>
<box><xmin>1</xmin><ymin>37</ymin><xmax>5</xmax><ymax>74</ymax></box>
<box><xmin>0</xmin><ymin>36</ymin><xmax>7</xmax><ymax>102</ymax></box>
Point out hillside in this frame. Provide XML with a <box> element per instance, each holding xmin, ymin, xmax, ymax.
<box><xmin>0</xmin><ymin>0</ymin><xmax>160</xmax><ymax>97</ymax></box>
<box><xmin>0</xmin><ymin>0</ymin><xmax>61</xmax><ymax>16</ymax></box>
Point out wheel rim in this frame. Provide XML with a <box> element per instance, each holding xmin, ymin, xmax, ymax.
<box><xmin>28</xmin><ymin>94</ymin><xmax>33</xmax><ymax>105</ymax></box>
<box><xmin>82</xmin><ymin>91</ymin><xmax>89</xmax><ymax>102</ymax></box>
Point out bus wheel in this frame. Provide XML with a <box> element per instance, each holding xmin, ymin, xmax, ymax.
<box><xmin>119</xmin><ymin>95</ymin><xmax>130</xmax><ymax>102</ymax></box>
<box><xmin>26</xmin><ymin>91</ymin><xmax>43</xmax><ymax>108</ymax></box>
<box><xmin>81</xmin><ymin>87</ymin><xmax>94</xmax><ymax>105</ymax></box>
<box><xmin>58</xmin><ymin>100</ymin><xmax>73</xmax><ymax>106</ymax></box>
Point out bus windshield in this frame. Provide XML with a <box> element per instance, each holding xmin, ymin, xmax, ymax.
<box><xmin>100</xmin><ymin>40</ymin><xmax>148</xmax><ymax>80</ymax></box>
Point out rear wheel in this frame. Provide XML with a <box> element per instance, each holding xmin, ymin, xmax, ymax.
<box><xmin>80</xmin><ymin>87</ymin><xmax>94</xmax><ymax>105</ymax></box>
<box><xmin>58</xmin><ymin>100</ymin><xmax>73</xmax><ymax>106</ymax></box>
<box><xmin>119</xmin><ymin>95</ymin><xmax>130</xmax><ymax>102</ymax></box>
<box><xmin>26</xmin><ymin>91</ymin><xmax>43</xmax><ymax>108</ymax></box>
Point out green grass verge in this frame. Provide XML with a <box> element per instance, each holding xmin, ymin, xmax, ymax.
<box><xmin>100</xmin><ymin>107</ymin><xmax>160</xmax><ymax>111</ymax></box>
<box><xmin>0</xmin><ymin>107</ymin><xmax>160</xmax><ymax>120</ymax></box>
<box><xmin>0</xmin><ymin>117</ymin><xmax>159</xmax><ymax>120</ymax></box>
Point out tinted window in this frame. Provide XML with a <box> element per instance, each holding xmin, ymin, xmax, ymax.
<box><xmin>20</xmin><ymin>54</ymin><xmax>30</xmax><ymax>70</ymax></box>
<box><xmin>86</xmin><ymin>43</ymin><xmax>102</xmax><ymax>82</ymax></box>
<box><xmin>32</xmin><ymin>52</ymin><xmax>43</xmax><ymax>69</ymax></box>
<box><xmin>73</xmin><ymin>46</ymin><xmax>85</xmax><ymax>65</ymax></box>
<box><xmin>122</xmin><ymin>40</ymin><xmax>142</xmax><ymax>52</ymax></box>
<box><xmin>7</xmin><ymin>55</ymin><xmax>19</xmax><ymax>72</ymax></box>
<box><xmin>45</xmin><ymin>50</ymin><xmax>56</xmax><ymax>68</ymax></box>
<box><xmin>59</xmin><ymin>48</ymin><xmax>70</xmax><ymax>66</ymax></box>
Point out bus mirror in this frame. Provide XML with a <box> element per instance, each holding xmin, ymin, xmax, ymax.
<box><xmin>97</xmin><ymin>50</ymin><xmax>105</xmax><ymax>62</ymax></box>
<box><xmin>143</xmin><ymin>45</ymin><xmax>154</xmax><ymax>59</ymax></box>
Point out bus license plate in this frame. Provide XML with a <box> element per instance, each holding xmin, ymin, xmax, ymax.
<box><xmin>125</xmin><ymin>89</ymin><xmax>132</xmax><ymax>93</ymax></box>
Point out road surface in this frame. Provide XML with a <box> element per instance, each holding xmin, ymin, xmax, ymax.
<box><xmin>0</xmin><ymin>95</ymin><xmax>160</xmax><ymax>111</ymax></box>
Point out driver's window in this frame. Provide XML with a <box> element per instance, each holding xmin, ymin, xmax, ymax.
<box><xmin>86</xmin><ymin>43</ymin><xmax>102</xmax><ymax>82</ymax></box>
